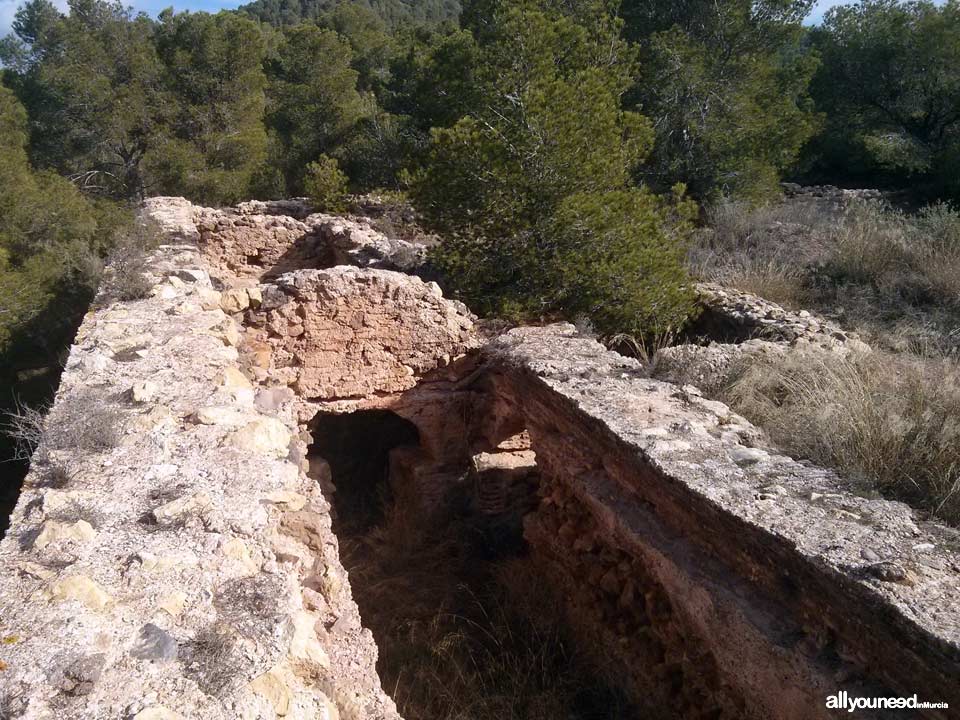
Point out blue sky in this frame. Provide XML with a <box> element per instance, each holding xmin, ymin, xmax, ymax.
<box><xmin>0</xmin><ymin>0</ymin><xmax>863</xmax><ymax>39</ymax></box>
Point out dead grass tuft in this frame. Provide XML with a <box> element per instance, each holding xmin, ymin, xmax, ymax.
<box><xmin>0</xmin><ymin>689</ymin><xmax>25</xmax><ymax>719</ymax></box>
<box><xmin>99</xmin><ymin>219</ymin><xmax>161</xmax><ymax>303</ymax></box>
<box><xmin>181</xmin><ymin>622</ymin><xmax>249</xmax><ymax>699</ymax></box>
<box><xmin>5</xmin><ymin>391</ymin><xmax>124</xmax><ymax>467</ymax></box>
<box><xmin>723</xmin><ymin>348</ymin><xmax>960</xmax><ymax>524</ymax></box>
<box><xmin>3</xmin><ymin>401</ymin><xmax>47</xmax><ymax>464</ymax></box>
<box><xmin>213</xmin><ymin>575</ymin><xmax>286</xmax><ymax>643</ymax></box>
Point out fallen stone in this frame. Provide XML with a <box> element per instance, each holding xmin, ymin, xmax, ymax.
<box><xmin>173</xmin><ymin>268</ymin><xmax>208</xmax><ymax>284</ymax></box>
<box><xmin>131</xmin><ymin>380</ymin><xmax>159</xmax><ymax>403</ymax></box>
<box><xmin>131</xmin><ymin>623</ymin><xmax>179</xmax><ymax>663</ymax></box>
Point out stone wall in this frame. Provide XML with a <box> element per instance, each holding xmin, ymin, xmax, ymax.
<box><xmin>2</xmin><ymin>197</ymin><xmax>958</xmax><ymax>719</ymax></box>
<box><xmin>477</xmin><ymin>325</ymin><xmax>960</xmax><ymax>719</ymax></box>
<box><xmin>0</xmin><ymin>204</ymin><xmax>400</xmax><ymax>720</ymax></box>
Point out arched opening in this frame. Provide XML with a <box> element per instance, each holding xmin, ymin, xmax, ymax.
<box><xmin>308</xmin><ymin>409</ymin><xmax>419</xmax><ymax>534</ymax></box>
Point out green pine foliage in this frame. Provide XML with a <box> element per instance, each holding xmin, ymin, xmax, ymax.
<box><xmin>413</xmin><ymin>0</ymin><xmax>697</xmax><ymax>335</ymax></box>
<box><xmin>265</xmin><ymin>24</ymin><xmax>365</xmax><ymax>195</ymax></box>
<box><xmin>0</xmin><ymin>84</ymin><xmax>119</xmax><ymax>356</ymax></box>
<box><xmin>152</xmin><ymin>10</ymin><xmax>269</xmax><ymax>204</ymax></box>
<box><xmin>304</xmin><ymin>154</ymin><xmax>350</xmax><ymax>211</ymax></box>
<box><xmin>805</xmin><ymin>0</ymin><xmax>960</xmax><ymax>201</ymax></box>
<box><xmin>622</xmin><ymin>0</ymin><xmax>820</xmax><ymax>202</ymax></box>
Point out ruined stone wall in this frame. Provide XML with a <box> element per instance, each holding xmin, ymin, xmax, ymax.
<box><xmin>2</xmin><ymin>197</ymin><xmax>958</xmax><ymax>719</ymax></box>
<box><xmin>478</xmin><ymin>324</ymin><xmax>960</xmax><ymax>719</ymax></box>
<box><xmin>0</xmin><ymin>202</ymin><xmax>401</xmax><ymax>720</ymax></box>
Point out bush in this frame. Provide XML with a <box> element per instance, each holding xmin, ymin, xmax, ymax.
<box><xmin>12</xmin><ymin>390</ymin><xmax>126</xmax><ymax>461</ymax></box>
<box><xmin>99</xmin><ymin>219</ymin><xmax>161</xmax><ymax>303</ymax></box>
<box><xmin>415</xmin><ymin>4</ymin><xmax>698</xmax><ymax>338</ymax></box>
<box><xmin>723</xmin><ymin>348</ymin><xmax>960</xmax><ymax>525</ymax></box>
<box><xmin>545</xmin><ymin>189</ymin><xmax>697</xmax><ymax>336</ymax></box>
<box><xmin>304</xmin><ymin>155</ymin><xmax>349</xmax><ymax>212</ymax></box>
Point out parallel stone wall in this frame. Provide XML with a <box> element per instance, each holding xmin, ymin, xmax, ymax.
<box><xmin>479</xmin><ymin>325</ymin><xmax>960</xmax><ymax>719</ymax></box>
<box><xmin>0</xmin><ymin>203</ymin><xmax>400</xmax><ymax>720</ymax></box>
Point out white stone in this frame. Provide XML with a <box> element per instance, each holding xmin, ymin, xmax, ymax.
<box><xmin>152</xmin><ymin>492</ymin><xmax>211</xmax><ymax>525</ymax></box>
<box><xmin>230</xmin><ymin>418</ymin><xmax>291</xmax><ymax>458</ymax></box>
<box><xmin>33</xmin><ymin>519</ymin><xmax>97</xmax><ymax>550</ymax></box>
<box><xmin>265</xmin><ymin>490</ymin><xmax>308</xmax><ymax>512</ymax></box>
<box><xmin>132</xmin><ymin>380</ymin><xmax>159</xmax><ymax>403</ymax></box>
<box><xmin>47</xmin><ymin>575</ymin><xmax>112</xmax><ymax>611</ymax></box>
<box><xmin>194</xmin><ymin>406</ymin><xmax>250</xmax><ymax>427</ymax></box>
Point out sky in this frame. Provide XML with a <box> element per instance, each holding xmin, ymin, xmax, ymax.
<box><xmin>0</xmin><ymin>0</ymin><xmax>866</xmax><ymax>45</ymax></box>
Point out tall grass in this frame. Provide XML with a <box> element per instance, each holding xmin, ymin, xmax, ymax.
<box><xmin>698</xmin><ymin>198</ymin><xmax>960</xmax><ymax>352</ymax></box>
<box><xmin>723</xmin><ymin>348</ymin><xmax>960</xmax><ymax>524</ymax></box>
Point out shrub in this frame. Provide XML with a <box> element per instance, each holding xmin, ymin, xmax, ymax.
<box><xmin>99</xmin><ymin>220</ymin><xmax>161</xmax><ymax>303</ymax></box>
<box><xmin>413</xmin><ymin>4</ymin><xmax>701</xmax><ymax>338</ymax></box>
<box><xmin>723</xmin><ymin>348</ymin><xmax>960</xmax><ymax>525</ymax></box>
<box><xmin>304</xmin><ymin>155</ymin><xmax>348</xmax><ymax>212</ymax></box>
<box><xmin>6</xmin><ymin>390</ymin><xmax>124</xmax><ymax>463</ymax></box>
<box><xmin>545</xmin><ymin>189</ymin><xmax>697</xmax><ymax>337</ymax></box>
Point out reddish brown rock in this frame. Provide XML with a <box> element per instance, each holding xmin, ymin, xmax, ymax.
<box><xmin>249</xmin><ymin>268</ymin><xmax>478</xmax><ymax>400</ymax></box>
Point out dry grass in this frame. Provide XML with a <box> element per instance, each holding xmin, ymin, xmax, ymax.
<box><xmin>181</xmin><ymin>623</ymin><xmax>249</xmax><ymax>699</ymax></box>
<box><xmin>3</xmin><ymin>401</ymin><xmax>46</xmax><ymax>463</ymax></box>
<box><xmin>99</xmin><ymin>219</ymin><xmax>161</xmax><ymax>303</ymax></box>
<box><xmin>213</xmin><ymin>575</ymin><xmax>286</xmax><ymax>644</ymax></box>
<box><xmin>722</xmin><ymin>348</ymin><xmax>960</xmax><ymax>524</ymax></box>
<box><xmin>4</xmin><ymin>390</ymin><xmax>123</xmax><ymax>468</ymax></box>
<box><xmin>696</xmin><ymin>197</ymin><xmax>960</xmax><ymax>361</ymax></box>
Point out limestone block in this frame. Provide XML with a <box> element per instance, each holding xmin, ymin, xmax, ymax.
<box><xmin>265</xmin><ymin>490</ymin><xmax>308</xmax><ymax>512</ymax></box>
<box><xmin>159</xmin><ymin>591</ymin><xmax>187</xmax><ymax>617</ymax></box>
<box><xmin>33</xmin><ymin>519</ymin><xmax>97</xmax><ymax>549</ymax></box>
<box><xmin>248</xmin><ymin>664</ymin><xmax>295</xmax><ymax>716</ymax></box>
<box><xmin>152</xmin><ymin>492</ymin><xmax>211</xmax><ymax>526</ymax></box>
<box><xmin>131</xmin><ymin>380</ymin><xmax>159</xmax><ymax>403</ymax></box>
<box><xmin>193</xmin><ymin>406</ymin><xmax>250</xmax><ymax>427</ymax></box>
<box><xmin>196</xmin><ymin>286</ymin><xmax>222</xmax><ymax>311</ymax></box>
<box><xmin>218</xmin><ymin>366</ymin><xmax>252</xmax><ymax>390</ymax></box>
<box><xmin>47</xmin><ymin>575</ymin><xmax>112</xmax><ymax>611</ymax></box>
<box><xmin>230</xmin><ymin>418</ymin><xmax>291</xmax><ymax>458</ymax></box>
<box><xmin>221</xmin><ymin>288</ymin><xmax>250</xmax><ymax>313</ymax></box>
<box><xmin>289</xmin><ymin>611</ymin><xmax>329</xmax><ymax>667</ymax></box>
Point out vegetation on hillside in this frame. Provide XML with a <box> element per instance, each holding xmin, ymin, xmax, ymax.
<box><xmin>804</xmin><ymin>0</ymin><xmax>960</xmax><ymax>201</ymax></box>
